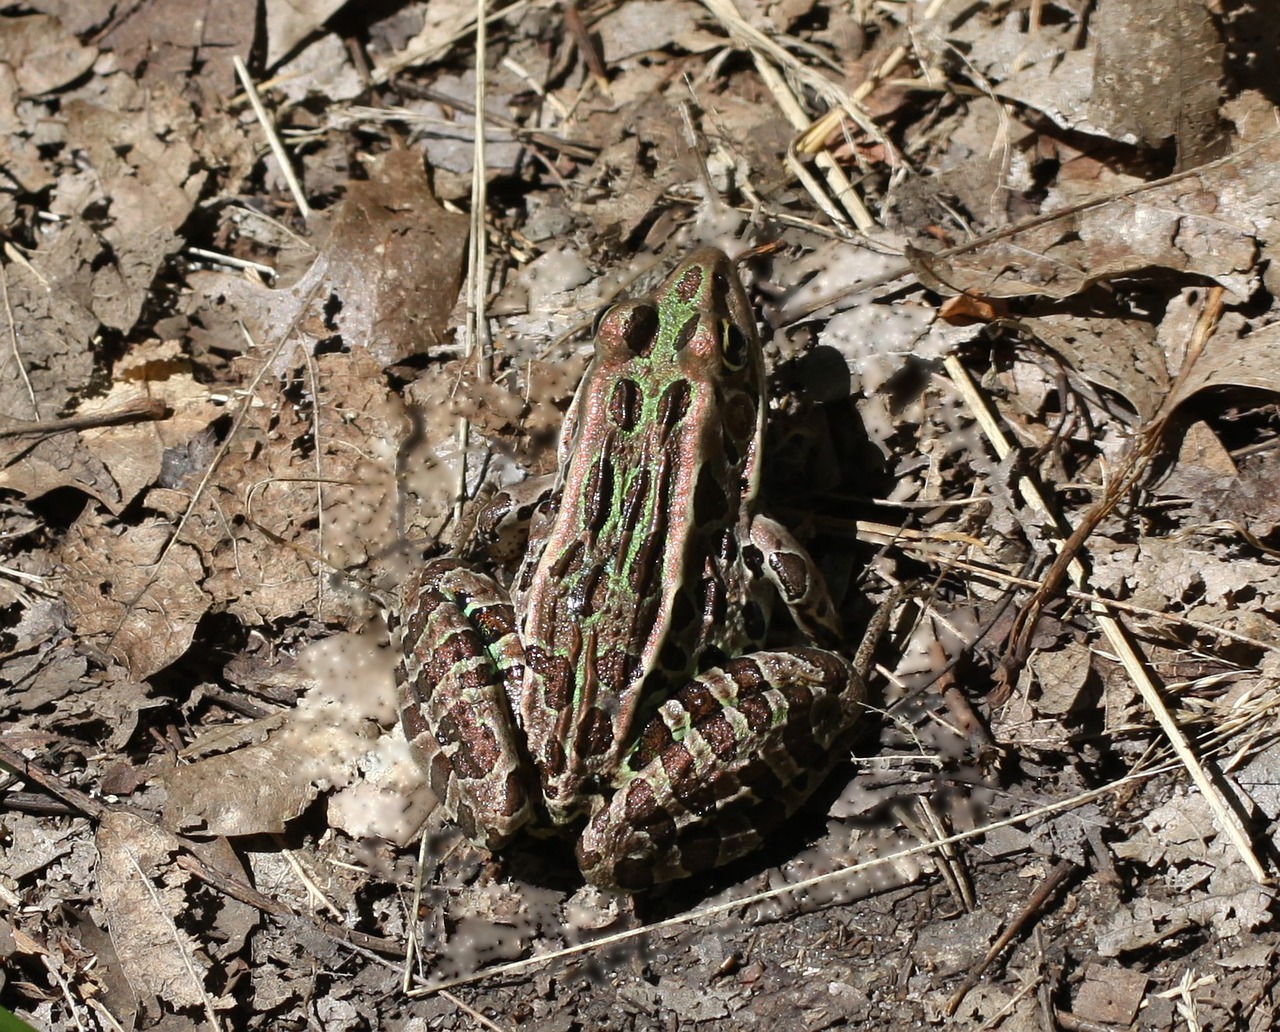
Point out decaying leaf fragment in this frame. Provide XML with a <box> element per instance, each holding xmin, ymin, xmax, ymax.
<box><xmin>159</xmin><ymin>633</ymin><xmax>431</xmax><ymax>844</ymax></box>
<box><xmin>96</xmin><ymin>812</ymin><xmax>233</xmax><ymax>1017</ymax></box>
<box><xmin>189</xmin><ymin>149</ymin><xmax>468</xmax><ymax>370</ymax></box>
<box><xmin>60</xmin><ymin>514</ymin><xmax>210</xmax><ymax>680</ymax></box>
<box><xmin>907</xmin><ymin>133</ymin><xmax>1280</xmax><ymax>304</ymax></box>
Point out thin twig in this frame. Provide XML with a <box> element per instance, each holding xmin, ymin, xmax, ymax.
<box><xmin>945</xmin><ymin>859</ymin><xmax>1076</xmax><ymax>1015</ymax></box>
<box><xmin>186</xmin><ymin>246</ymin><xmax>279</xmax><ymax>280</ymax></box>
<box><xmin>944</xmin><ymin>346</ymin><xmax>1270</xmax><ymax>886</ymax></box>
<box><xmin>0</xmin><ymin>260</ymin><xmax>39</xmax><ymax>420</ymax></box>
<box><xmin>0</xmin><ymin>398</ymin><xmax>169</xmax><ymax>438</ymax></box>
<box><xmin>233</xmin><ymin>56</ymin><xmax>312</xmax><ymax>220</ymax></box>
<box><xmin>452</xmin><ymin>0</ymin><xmax>492</xmax><ymax>537</ymax></box>
<box><xmin>406</xmin><ymin>764</ymin><xmax>1178</xmax><ymax>997</ymax></box>
<box><xmin>125</xmin><ymin>850</ymin><xmax>224</xmax><ymax>1031</ymax></box>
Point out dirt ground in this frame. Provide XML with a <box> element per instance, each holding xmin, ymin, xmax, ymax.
<box><xmin>2</xmin><ymin>1</ymin><xmax>1279</xmax><ymax>1029</ymax></box>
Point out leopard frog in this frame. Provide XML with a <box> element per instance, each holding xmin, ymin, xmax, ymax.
<box><xmin>399</xmin><ymin>247</ymin><xmax>873</xmax><ymax>890</ymax></box>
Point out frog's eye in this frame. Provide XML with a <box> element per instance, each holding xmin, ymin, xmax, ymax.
<box><xmin>720</xmin><ymin>320</ymin><xmax>750</xmax><ymax>370</ymax></box>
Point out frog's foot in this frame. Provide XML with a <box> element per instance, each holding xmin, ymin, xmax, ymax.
<box><xmin>575</xmin><ymin>647</ymin><xmax>862</xmax><ymax>890</ymax></box>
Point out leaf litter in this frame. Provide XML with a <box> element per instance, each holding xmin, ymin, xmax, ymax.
<box><xmin>1</xmin><ymin>0</ymin><xmax>1280</xmax><ymax>1030</ymax></box>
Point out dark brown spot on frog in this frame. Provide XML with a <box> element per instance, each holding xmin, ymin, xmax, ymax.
<box><xmin>543</xmin><ymin>738</ymin><xmax>567</xmax><ymax>783</ymax></box>
<box><xmin>672</xmin><ymin>313</ymin><xmax>701</xmax><ymax>352</ymax></box>
<box><xmin>453</xmin><ymin>799</ymin><xmax>478</xmax><ymax>841</ymax></box>
<box><xmin>441</xmin><ymin>706</ymin><xmax>501</xmax><ymax>777</ymax></box>
<box><xmin>785</xmin><ymin>726</ymin><xmax>827</xmax><ymax>768</ymax></box>
<box><xmin>609</xmin><ymin>377</ymin><xmax>642</xmax><ymax>431</ymax></box>
<box><xmin>612</xmin><ymin>857</ymin><xmax>656</xmax><ymax>890</ymax></box>
<box><xmin>528</xmin><ymin>646</ymin><xmax>574</xmax><ymax>709</ymax></box>
<box><xmin>660</xmin><ymin>745</ymin><xmax>697</xmax><ymax>798</ymax></box>
<box><xmin>657</xmin><ymin>378</ymin><xmax>691</xmax><ymax>429</ymax></box>
<box><xmin>674</xmin><ymin>681</ymin><xmax>719</xmax><ymax>724</ymax></box>
<box><xmin>420</xmin><ymin>626</ymin><xmax>478</xmax><ymax>687</ymax></box>
<box><xmin>693</xmin><ymin>465</ymin><xmax>730</xmax><ymax>524</ymax></box>
<box><xmin>738</xmin><ymin>693</ymin><xmax>772</xmax><ymax>735</ymax></box>
<box><xmin>472</xmin><ymin>602</ymin><xmax>516</xmax><ymax>646</ymax></box>
<box><xmin>517</xmin><ymin>559</ymin><xmax>538</xmax><ymax>594</ymax></box>
<box><xmin>632</xmin><ymin>715</ymin><xmax>674</xmax><ymax>768</ymax></box>
<box><xmin>658</xmin><ymin>638</ymin><xmax>687</xmax><ymax>675</ymax></box>
<box><xmin>596</xmin><ymin>648</ymin><xmax>640</xmax><ymax>694</ymax></box>
<box><xmin>622</xmin><ymin>777</ymin><xmax>662</xmax><ymax>825</ymax></box>
<box><xmin>672</xmin><ymin>758</ymin><xmax>731</xmax><ymax>813</ymax></box>
<box><xmin>597</xmin><ymin>303</ymin><xmax>659</xmax><ymax>359</ymax></box>
<box><xmin>698</xmin><ymin>644</ymin><xmax>727</xmax><ymax>672</ymax></box>
<box><xmin>568</xmin><ymin>562</ymin><xmax>603</xmax><ymax>618</ymax></box>
<box><xmin>453</xmin><ymin>659</ymin><xmax>493</xmax><ymax>694</ymax></box>
<box><xmin>674</xmin><ymin>263</ymin><xmax>704</xmax><ymax>303</ymax></box>
<box><xmin>778</xmin><ymin>681</ymin><xmax>816</xmax><ymax>714</ymax></box>
<box><xmin>738</xmin><ymin>756</ymin><xmax>784</xmax><ymax>796</ymax></box>
<box><xmin>581</xmin><ymin>451</ymin><xmax>615</xmax><ymax>536</ymax></box>
<box><xmin>400</xmin><ymin>691</ymin><xmax>429</xmax><ymax>739</ymax></box>
<box><xmin>401</xmin><ymin>601</ymin><xmax>433</xmax><ymax>656</ymax></box>
<box><xmin>723</xmin><ymin>391</ymin><xmax>757</xmax><ymax>445</ymax></box>
<box><xmin>628</xmin><ymin>462</ymin><xmax>671</xmax><ymax>598</ymax></box>
<box><xmin>575</xmin><ymin>705</ymin><xmax>615</xmax><ymax>758</ymax></box>
<box><xmin>549</xmin><ymin>538</ymin><xmax>585</xmax><ymax>580</ymax></box>
<box><xmin>769</xmin><ymin>551</ymin><xmax>809</xmax><ymax>602</ymax></box>
<box><xmin>499</xmin><ymin>770</ymin><xmax>527</xmax><ymax>820</ymax></box>
<box><xmin>723</xmin><ymin>655</ymin><xmax>769</xmax><ymax>693</ymax></box>
<box><xmin>628</xmin><ymin>532</ymin><xmax>665</xmax><ymax>600</ymax></box>
<box><xmin>668</xmin><ymin>588</ymin><xmax>697</xmax><ymax>634</ymax></box>
<box><xmin>618</xmin><ymin>465</ymin><xmax>650</xmax><ymax>538</ymax></box>
<box><xmin>721</xmin><ymin>321</ymin><xmax>750</xmax><ymax>368</ymax></box>
<box><xmin>428</xmin><ymin>750</ymin><xmax>453</xmax><ymax>797</ymax></box>
<box><xmin>621</xmin><ymin>303</ymin><xmax>660</xmax><ymax>355</ymax></box>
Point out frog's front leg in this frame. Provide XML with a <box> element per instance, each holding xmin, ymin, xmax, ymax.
<box><xmin>398</xmin><ymin>558</ymin><xmax>536</xmax><ymax>849</ymax></box>
<box><xmin>748</xmin><ymin>514</ymin><xmax>845</xmax><ymax>646</ymax></box>
<box><xmin>576</xmin><ymin>646</ymin><xmax>864</xmax><ymax>889</ymax></box>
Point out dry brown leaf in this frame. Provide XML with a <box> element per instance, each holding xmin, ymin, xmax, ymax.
<box><xmin>0</xmin><ymin>76</ymin><xmax>205</xmax><ymax>419</ymax></box>
<box><xmin>0</xmin><ymin>12</ymin><xmax>97</xmax><ymax>95</ymax></box>
<box><xmin>189</xmin><ymin>149</ymin><xmax>468</xmax><ymax>370</ymax></box>
<box><xmin>0</xmin><ymin>252</ymin><xmax>101</xmax><ymax>420</ymax></box>
<box><xmin>1073</xmin><ymin>962</ymin><xmax>1147</xmax><ymax>1027</ymax></box>
<box><xmin>96</xmin><ymin>812</ymin><xmax>231</xmax><ymax>1015</ymax></box>
<box><xmin>1087</xmin><ymin>0</ymin><xmax>1225</xmax><ymax>168</ymax></box>
<box><xmin>0</xmin><ymin>339</ymin><xmax>221</xmax><ymax>513</ymax></box>
<box><xmin>97</xmin><ymin>0</ymin><xmax>254</xmax><ymax>87</ymax></box>
<box><xmin>159</xmin><ymin>634</ymin><xmax>423</xmax><ymax>842</ymax></box>
<box><xmin>1030</xmin><ymin>307</ymin><xmax>1168</xmax><ymax>423</ymax></box>
<box><xmin>205</xmin><ymin>349</ymin><xmax>402</xmax><ymax>622</ymax></box>
<box><xmin>907</xmin><ymin>133</ymin><xmax>1280</xmax><ymax>303</ymax></box>
<box><xmin>1170</xmin><ymin>313</ymin><xmax>1280</xmax><ymax>407</ymax></box>
<box><xmin>59</xmin><ymin>513</ymin><xmax>211</xmax><ymax>680</ymax></box>
<box><xmin>594</xmin><ymin>1</ymin><xmax>724</xmax><ymax>60</ymax></box>
<box><xmin>74</xmin><ymin>341</ymin><xmax>223</xmax><ymax>509</ymax></box>
<box><xmin>1104</xmin><ymin>791</ymin><xmax>1273</xmax><ymax>954</ymax></box>
<box><xmin>160</xmin><ymin>740</ymin><xmax>321</xmax><ymax>837</ymax></box>
<box><xmin>0</xmin><ymin>430</ymin><xmax>121</xmax><ymax>508</ymax></box>
<box><xmin>264</xmin><ymin>0</ymin><xmax>350</xmax><ymax>67</ymax></box>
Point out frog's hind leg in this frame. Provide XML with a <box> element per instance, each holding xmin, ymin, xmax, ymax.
<box><xmin>399</xmin><ymin>558</ymin><xmax>536</xmax><ymax>850</ymax></box>
<box><xmin>576</xmin><ymin>646</ymin><xmax>864</xmax><ymax>890</ymax></box>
